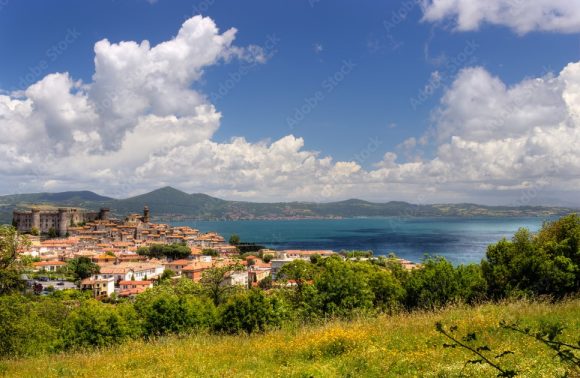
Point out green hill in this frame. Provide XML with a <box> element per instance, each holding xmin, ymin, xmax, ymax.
<box><xmin>0</xmin><ymin>186</ymin><xmax>576</xmax><ymax>224</ymax></box>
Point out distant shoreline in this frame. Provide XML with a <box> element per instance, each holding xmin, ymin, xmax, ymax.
<box><xmin>160</xmin><ymin>213</ymin><xmax>569</xmax><ymax>223</ymax></box>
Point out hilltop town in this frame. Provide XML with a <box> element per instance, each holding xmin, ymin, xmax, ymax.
<box><xmin>14</xmin><ymin>206</ymin><xmax>416</xmax><ymax>299</ymax></box>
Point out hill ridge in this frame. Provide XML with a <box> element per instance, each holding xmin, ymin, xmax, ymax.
<box><xmin>0</xmin><ymin>188</ymin><xmax>576</xmax><ymax>224</ymax></box>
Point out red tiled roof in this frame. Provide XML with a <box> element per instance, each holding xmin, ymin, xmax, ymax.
<box><xmin>118</xmin><ymin>280</ymin><xmax>152</xmax><ymax>286</ymax></box>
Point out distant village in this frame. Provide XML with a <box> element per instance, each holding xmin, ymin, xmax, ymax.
<box><xmin>13</xmin><ymin>206</ymin><xmax>418</xmax><ymax>299</ymax></box>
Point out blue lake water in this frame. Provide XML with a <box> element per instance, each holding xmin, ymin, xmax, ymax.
<box><xmin>171</xmin><ymin>217</ymin><xmax>551</xmax><ymax>265</ymax></box>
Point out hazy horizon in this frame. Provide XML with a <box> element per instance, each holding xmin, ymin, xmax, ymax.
<box><xmin>3</xmin><ymin>185</ymin><xmax>580</xmax><ymax>209</ymax></box>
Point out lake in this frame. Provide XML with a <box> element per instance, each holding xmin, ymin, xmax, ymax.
<box><xmin>171</xmin><ymin>217</ymin><xmax>551</xmax><ymax>264</ymax></box>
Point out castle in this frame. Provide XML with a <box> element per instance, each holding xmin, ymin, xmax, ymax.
<box><xmin>13</xmin><ymin>207</ymin><xmax>111</xmax><ymax>236</ymax></box>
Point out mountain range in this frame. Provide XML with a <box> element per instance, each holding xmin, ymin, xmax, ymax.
<box><xmin>0</xmin><ymin>186</ymin><xmax>576</xmax><ymax>224</ymax></box>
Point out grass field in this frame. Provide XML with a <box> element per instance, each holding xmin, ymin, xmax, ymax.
<box><xmin>2</xmin><ymin>299</ymin><xmax>579</xmax><ymax>377</ymax></box>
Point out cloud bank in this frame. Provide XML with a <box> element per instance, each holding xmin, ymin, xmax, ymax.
<box><xmin>421</xmin><ymin>0</ymin><xmax>580</xmax><ymax>34</ymax></box>
<box><xmin>1</xmin><ymin>15</ymin><xmax>580</xmax><ymax>205</ymax></box>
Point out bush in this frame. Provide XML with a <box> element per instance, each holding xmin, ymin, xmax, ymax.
<box><xmin>0</xmin><ymin>295</ymin><xmax>60</xmax><ymax>357</ymax></box>
<box><xmin>59</xmin><ymin>300</ymin><xmax>138</xmax><ymax>350</ymax></box>
<box><xmin>216</xmin><ymin>289</ymin><xmax>281</xmax><ymax>334</ymax></box>
<box><xmin>403</xmin><ymin>257</ymin><xmax>462</xmax><ymax>310</ymax></box>
<box><xmin>137</xmin><ymin>243</ymin><xmax>191</xmax><ymax>260</ymax></box>
<box><xmin>315</xmin><ymin>258</ymin><xmax>374</xmax><ymax>316</ymax></box>
<box><xmin>482</xmin><ymin>217</ymin><xmax>580</xmax><ymax>299</ymax></box>
<box><xmin>456</xmin><ymin>264</ymin><xmax>488</xmax><ymax>304</ymax></box>
<box><xmin>365</xmin><ymin>267</ymin><xmax>405</xmax><ymax>312</ymax></box>
<box><xmin>67</xmin><ymin>257</ymin><xmax>100</xmax><ymax>281</ymax></box>
<box><xmin>134</xmin><ymin>283</ymin><xmax>215</xmax><ymax>337</ymax></box>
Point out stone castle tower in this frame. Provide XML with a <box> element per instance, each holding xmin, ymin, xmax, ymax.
<box><xmin>143</xmin><ymin>206</ymin><xmax>150</xmax><ymax>223</ymax></box>
<box><xmin>13</xmin><ymin>207</ymin><xmax>112</xmax><ymax>236</ymax></box>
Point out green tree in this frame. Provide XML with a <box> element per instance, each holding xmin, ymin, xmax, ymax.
<box><xmin>135</xmin><ymin>294</ymin><xmax>215</xmax><ymax>337</ymax></box>
<box><xmin>456</xmin><ymin>264</ymin><xmax>488</xmax><ymax>304</ymax></box>
<box><xmin>159</xmin><ymin>269</ymin><xmax>176</xmax><ymax>282</ymax></box>
<box><xmin>30</xmin><ymin>227</ymin><xmax>39</xmax><ymax>236</ymax></box>
<box><xmin>137</xmin><ymin>243</ymin><xmax>191</xmax><ymax>259</ymax></box>
<box><xmin>482</xmin><ymin>219</ymin><xmax>580</xmax><ymax>299</ymax></box>
<box><xmin>134</xmin><ymin>281</ymin><xmax>215</xmax><ymax>337</ymax></box>
<box><xmin>360</xmin><ymin>264</ymin><xmax>405</xmax><ymax>312</ymax></box>
<box><xmin>229</xmin><ymin>234</ymin><xmax>240</xmax><ymax>246</ymax></box>
<box><xmin>404</xmin><ymin>256</ymin><xmax>461</xmax><ymax>310</ymax></box>
<box><xmin>216</xmin><ymin>289</ymin><xmax>280</xmax><ymax>334</ymax></box>
<box><xmin>202</xmin><ymin>248</ymin><xmax>219</xmax><ymax>257</ymax></box>
<box><xmin>310</xmin><ymin>254</ymin><xmax>321</xmax><ymax>264</ymax></box>
<box><xmin>278</xmin><ymin>260</ymin><xmax>316</xmax><ymax>288</ymax></box>
<box><xmin>341</xmin><ymin>250</ymin><xmax>374</xmax><ymax>259</ymax></box>
<box><xmin>258</xmin><ymin>275</ymin><xmax>273</xmax><ymax>290</ymax></box>
<box><xmin>0</xmin><ymin>226</ymin><xmax>30</xmax><ymax>294</ymax></box>
<box><xmin>47</xmin><ymin>227</ymin><xmax>58</xmax><ymax>239</ymax></box>
<box><xmin>163</xmin><ymin>244</ymin><xmax>192</xmax><ymax>260</ymax></box>
<box><xmin>315</xmin><ymin>258</ymin><xmax>374</xmax><ymax>317</ymax></box>
<box><xmin>262</xmin><ymin>254</ymin><xmax>273</xmax><ymax>263</ymax></box>
<box><xmin>67</xmin><ymin>257</ymin><xmax>100</xmax><ymax>281</ymax></box>
<box><xmin>59</xmin><ymin>300</ymin><xmax>139</xmax><ymax>350</ymax></box>
<box><xmin>0</xmin><ymin>295</ymin><xmax>61</xmax><ymax>357</ymax></box>
<box><xmin>201</xmin><ymin>264</ymin><xmax>245</xmax><ymax>306</ymax></box>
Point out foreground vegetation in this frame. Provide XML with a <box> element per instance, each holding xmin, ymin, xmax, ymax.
<box><xmin>1</xmin><ymin>299</ymin><xmax>578</xmax><ymax>377</ymax></box>
<box><xmin>0</xmin><ymin>214</ymin><xmax>579</xmax><ymax>376</ymax></box>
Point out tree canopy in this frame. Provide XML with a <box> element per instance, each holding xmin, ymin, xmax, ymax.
<box><xmin>137</xmin><ymin>243</ymin><xmax>191</xmax><ymax>260</ymax></box>
<box><xmin>67</xmin><ymin>257</ymin><xmax>100</xmax><ymax>281</ymax></box>
<box><xmin>0</xmin><ymin>226</ymin><xmax>30</xmax><ymax>294</ymax></box>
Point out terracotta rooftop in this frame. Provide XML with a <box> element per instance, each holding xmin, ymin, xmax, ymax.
<box><xmin>118</xmin><ymin>280</ymin><xmax>153</xmax><ymax>286</ymax></box>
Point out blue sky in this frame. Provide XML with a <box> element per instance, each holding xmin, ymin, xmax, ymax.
<box><xmin>0</xmin><ymin>1</ymin><xmax>579</xmax><ymax>205</ymax></box>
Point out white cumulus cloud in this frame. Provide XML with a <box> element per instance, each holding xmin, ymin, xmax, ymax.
<box><xmin>0</xmin><ymin>16</ymin><xmax>364</xmax><ymax>201</ymax></box>
<box><xmin>1</xmin><ymin>15</ymin><xmax>580</xmax><ymax>205</ymax></box>
<box><xmin>421</xmin><ymin>0</ymin><xmax>580</xmax><ymax>34</ymax></box>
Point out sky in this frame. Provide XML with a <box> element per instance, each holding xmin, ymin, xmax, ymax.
<box><xmin>0</xmin><ymin>0</ymin><xmax>579</xmax><ymax>206</ymax></box>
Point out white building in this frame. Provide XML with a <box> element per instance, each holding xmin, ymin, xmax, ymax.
<box><xmin>80</xmin><ymin>277</ymin><xmax>115</xmax><ymax>298</ymax></box>
<box><xmin>95</xmin><ymin>263</ymin><xmax>164</xmax><ymax>283</ymax></box>
<box><xmin>270</xmin><ymin>252</ymin><xmax>295</xmax><ymax>280</ymax></box>
<box><xmin>224</xmin><ymin>271</ymin><xmax>249</xmax><ymax>287</ymax></box>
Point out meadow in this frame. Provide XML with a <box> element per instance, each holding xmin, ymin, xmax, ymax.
<box><xmin>2</xmin><ymin>298</ymin><xmax>579</xmax><ymax>377</ymax></box>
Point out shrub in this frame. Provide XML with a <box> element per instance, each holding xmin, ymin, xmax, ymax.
<box><xmin>482</xmin><ymin>217</ymin><xmax>580</xmax><ymax>299</ymax></box>
<box><xmin>58</xmin><ymin>300</ymin><xmax>138</xmax><ymax>350</ymax></box>
<box><xmin>0</xmin><ymin>295</ymin><xmax>60</xmax><ymax>357</ymax></box>
<box><xmin>216</xmin><ymin>289</ymin><xmax>281</xmax><ymax>334</ymax></box>
<box><xmin>315</xmin><ymin>258</ymin><xmax>374</xmax><ymax>317</ymax></box>
<box><xmin>404</xmin><ymin>256</ymin><xmax>462</xmax><ymax>310</ymax></box>
<box><xmin>134</xmin><ymin>286</ymin><xmax>215</xmax><ymax>337</ymax></box>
